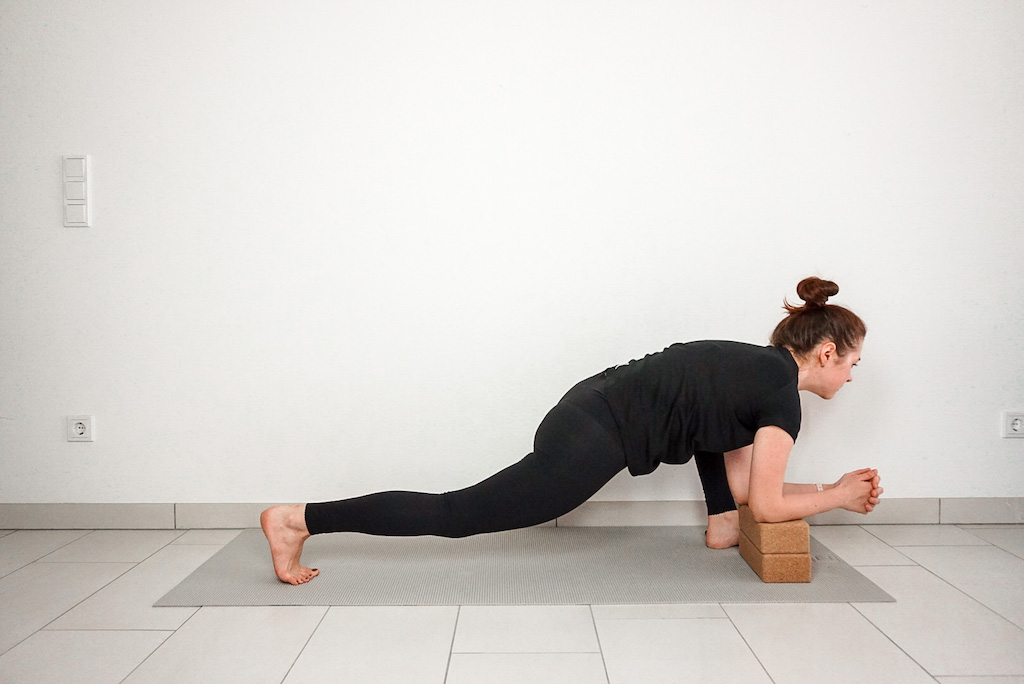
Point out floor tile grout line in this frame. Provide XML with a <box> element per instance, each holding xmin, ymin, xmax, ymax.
<box><xmin>443</xmin><ymin>605</ymin><xmax>461</xmax><ymax>684</ymax></box>
<box><xmin>958</xmin><ymin>525</ymin><xmax>1001</xmax><ymax>545</ymax></box>
<box><xmin>890</xmin><ymin>543</ymin><xmax>995</xmax><ymax>549</ymax></box>
<box><xmin>447</xmin><ymin>650</ymin><xmax>604</xmax><ymax>655</ymax></box>
<box><xmin>860</xmin><ymin>528</ymin><xmax>1024</xmax><ymax>647</ymax></box>
<box><xmin>847</xmin><ymin>602</ymin><xmax>941</xmax><ymax>681</ymax></box>
<box><xmin>116</xmin><ymin>631</ymin><xmax>176</xmax><ymax>684</ymax></box>
<box><xmin>952</xmin><ymin>524</ymin><xmax>1024</xmax><ymax>559</ymax></box>
<box><xmin>36</xmin><ymin>529</ymin><xmax>98</xmax><ymax>562</ymax></box>
<box><xmin>38</xmin><ymin>584</ymin><xmax>193</xmax><ymax>640</ymax></box>
<box><xmin>998</xmin><ymin>548</ymin><xmax>1024</xmax><ymax>562</ymax></box>
<box><xmin>906</xmin><ymin>534</ymin><xmax>1024</xmax><ymax>562</ymax></box>
<box><xmin>278</xmin><ymin>605</ymin><xmax>331</xmax><ymax>684</ymax></box>
<box><xmin>862</xmin><ymin>531</ymin><xmax>996</xmax><ymax>549</ymax></box>
<box><xmin>863</xmin><ymin>519</ymin><xmax>959</xmax><ymax>672</ymax></box>
<box><xmin>41</xmin><ymin>627</ymin><xmax>178</xmax><ymax>633</ymax></box>
<box><xmin>127</xmin><ymin>529</ymin><xmax>191</xmax><ymax>566</ymax></box>
<box><xmin>594</xmin><ymin>616</ymin><xmax>733</xmax><ymax>620</ymax></box>
<box><xmin>0</xmin><ymin>528</ymin><xmax>94</xmax><ymax>578</ymax></box>
<box><xmin>720</xmin><ymin>603</ymin><xmax>778</xmax><ymax>684</ymax></box>
<box><xmin>25</xmin><ymin>532</ymin><xmax>226</xmax><ymax>655</ymax></box>
<box><xmin>33</xmin><ymin>557</ymin><xmax>139</xmax><ymax>635</ymax></box>
<box><xmin>117</xmin><ymin>605</ymin><xmax>203</xmax><ymax>684</ymax></box>
<box><xmin>33</xmin><ymin>528</ymin><xmax>189</xmax><ymax>567</ymax></box>
<box><xmin>169</xmin><ymin>542</ymin><xmax>246</xmax><ymax>546</ymax></box>
<box><xmin>860</xmin><ymin>533</ymin><xmax>1024</xmax><ymax>633</ymax></box>
<box><xmin>34</xmin><ymin>560</ymin><xmax>163</xmax><ymax>564</ymax></box>
<box><xmin>872</xmin><ymin>531</ymin><xmax>1024</xmax><ymax>632</ymax></box>
<box><xmin>588</xmin><ymin>605</ymin><xmax>612</xmax><ymax>684</ymax></box>
<box><xmin>904</xmin><ymin>562</ymin><xmax>1024</xmax><ymax>634</ymax></box>
<box><xmin>28</xmin><ymin>528</ymin><xmax>203</xmax><ymax>641</ymax></box>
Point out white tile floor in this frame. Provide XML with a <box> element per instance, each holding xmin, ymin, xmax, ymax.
<box><xmin>1</xmin><ymin>524</ymin><xmax>1023</xmax><ymax>683</ymax></box>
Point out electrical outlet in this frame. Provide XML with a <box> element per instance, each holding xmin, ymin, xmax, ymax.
<box><xmin>67</xmin><ymin>416</ymin><xmax>95</xmax><ymax>442</ymax></box>
<box><xmin>1003</xmin><ymin>412</ymin><xmax>1024</xmax><ymax>439</ymax></box>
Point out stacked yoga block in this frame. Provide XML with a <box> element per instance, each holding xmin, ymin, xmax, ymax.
<box><xmin>737</xmin><ymin>504</ymin><xmax>812</xmax><ymax>583</ymax></box>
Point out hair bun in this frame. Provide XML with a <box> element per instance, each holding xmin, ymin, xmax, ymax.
<box><xmin>795</xmin><ymin>277</ymin><xmax>839</xmax><ymax>309</ymax></box>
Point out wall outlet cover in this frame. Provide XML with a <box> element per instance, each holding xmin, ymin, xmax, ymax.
<box><xmin>67</xmin><ymin>416</ymin><xmax>95</xmax><ymax>442</ymax></box>
<box><xmin>1002</xmin><ymin>412</ymin><xmax>1024</xmax><ymax>439</ymax></box>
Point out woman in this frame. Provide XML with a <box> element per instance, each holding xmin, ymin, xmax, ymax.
<box><xmin>262</xmin><ymin>277</ymin><xmax>882</xmax><ymax>585</ymax></box>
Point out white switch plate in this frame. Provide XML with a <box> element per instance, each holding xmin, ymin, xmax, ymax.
<box><xmin>64</xmin><ymin>157</ymin><xmax>87</xmax><ymax>178</ymax></box>
<box><xmin>67</xmin><ymin>416</ymin><xmax>95</xmax><ymax>442</ymax></box>
<box><xmin>1002</xmin><ymin>412</ymin><xmax>1024</xmax><ymax>438</ymax></box>
<box><xmin>62</xmin><ymin>155</ymin><xmax>91</xmax><ymax>227</ymax></box>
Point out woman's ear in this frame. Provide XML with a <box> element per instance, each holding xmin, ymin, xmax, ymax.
<box><xmin>819</xmin><ymin>341</ymin><xmax>837</xmax><ymax>366</ymax></box>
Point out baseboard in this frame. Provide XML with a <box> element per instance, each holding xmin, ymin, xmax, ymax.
<box><xmin>939</xmin><ymin>497</ymin><xmax>1024</xmax><ymax>524</ymax></box>
<box><xmin>175</xmin><ymin>503</ymin><xmax>270</xmax><ymax>530</ymax></box>
<box><xmin>1</xmin><ymin>498</ymin><xmax>1021</xmax><ymax>530</ymax></box>
<box><xmin>0</xmin><ymin>503</ymin><xmax>175</xmax><ymax>529</ymax></box>
<box><xmin>805</xmin><ymin>498</ymin><xmax>941</xmax><ymax>525</ymax></box>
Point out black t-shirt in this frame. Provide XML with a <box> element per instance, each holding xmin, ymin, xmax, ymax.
<box><xmin>596</xmin><ymin>341</ymin><xmax>801</xmax><ymax>476</ymax></box>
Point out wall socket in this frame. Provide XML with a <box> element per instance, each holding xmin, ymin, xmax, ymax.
<box><xmin>67</xmin><ymin>416</ymin><xmax>95</xmax><ymax>442</ymax></box>
<box><xmin>1003</xmin><ymin>412</ymin><xmax>1024</xmax><ymax>439</ymax></box>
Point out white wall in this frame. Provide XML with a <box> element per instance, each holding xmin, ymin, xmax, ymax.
<box><xmin>1</xmin><ymin>0</ymin><xmax>1022</xmax><ymax>505</ymax></box>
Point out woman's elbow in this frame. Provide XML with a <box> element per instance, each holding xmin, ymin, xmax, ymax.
<box><xmin>747</xmin><ymin>500</ymin><xmax>787</xmax><ymax>524</ymax></box>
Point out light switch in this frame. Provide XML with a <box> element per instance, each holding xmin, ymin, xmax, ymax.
<box><xmin>64</xmin><ymin>157</ymin><xmax>87</xmax><ymax>178</ymax></box>
<box><xmin>65</xmin><ymin>180</ymin><xmax>86</xmax><ymax>201</ymax></box>
<box><xmin>62</xmin><ymin>155</ymin><xmax>90</xmax><ymax>227</ymax></box>
<box><xmin>65</xmin><ymin>204</ymin><xmax>88</xmax><ymax>225</ymax></box>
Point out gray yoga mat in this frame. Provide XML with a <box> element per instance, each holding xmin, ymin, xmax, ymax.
<box><xmin>156</xmin><ymin>526</ymin><xmax>893</xmax><ymax>606</ymax></box>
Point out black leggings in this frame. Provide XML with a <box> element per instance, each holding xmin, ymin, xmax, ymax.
<box><xmin>304</xmin><ymin>379</ymin><xmax>737</xmax><ymax>537</ymax></box>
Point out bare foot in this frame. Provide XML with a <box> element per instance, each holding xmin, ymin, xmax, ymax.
<box><xmin>705</xmin><ymin>510</ymin><xmax>740</xmax><ymax>549</ymax></box>
<box><xmin>260</xmin><ymin>505</ymin><xmax>320</xmax><ymax>585</ymax></box>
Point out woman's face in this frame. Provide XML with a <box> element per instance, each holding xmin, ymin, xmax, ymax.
<box><xmin>818</xmin><ymin>340</ymin><xmax>863</xmax><ymax>399</ymax></box>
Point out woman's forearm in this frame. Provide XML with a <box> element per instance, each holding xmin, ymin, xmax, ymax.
<box><xmin>747</xmin><ymin>428</ymin><xmax>878</xmax><ymax>523</ymax></box>
<box><xmin>782</xmin><ymin>482</ymin><xmax>834</xmax><ymax>495</ymax></box>
<box><xmin>758</xmin><ymin>475</ymin><xmax>877</xmax><ymax>522</ymax></box>
<box><xmin>753</xmin><ymin>487</ymin><xmax>844</xmax><ymax>522</ymax></box>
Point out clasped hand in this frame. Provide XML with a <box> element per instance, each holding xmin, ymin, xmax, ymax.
<box><xmin>834</xmin><ymin>468</ymin><xmax>884</xmax><ymax>514</ymax></box>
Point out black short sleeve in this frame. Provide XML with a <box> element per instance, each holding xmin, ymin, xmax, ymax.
<box><xmin>754</xmin><ymin>380</ymin><xmax>801</xmax><ymax>442</ymax></box>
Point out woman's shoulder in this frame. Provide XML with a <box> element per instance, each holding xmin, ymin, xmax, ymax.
<box><xmin>610</xmin><ymin>340</ymin><xmax>793</xmax><ymax>377</ymax></box>
<box><xmin>675</xmin><ymin>340</ymin><xmax>797</xmax><ymax>382</ymax></box>
<box><xmin>666</xmin><ymin>339</ymin><xmax>784</xmax><ymax>359</ymax></box>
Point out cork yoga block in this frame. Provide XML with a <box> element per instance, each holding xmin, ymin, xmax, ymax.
<box><xmin>738</xmin><ymin>505</ymin><xmax>810</xmax><ymax>554</ymax></box>
<box><xmin>739</xmin><ymin>531</ymin><xmax>812</xmax><ymax>583</ymax></box>
<box><xmin>737</xmin><ymin>505</ymin><xmax>812</xmax><ymax>583</ymax></box>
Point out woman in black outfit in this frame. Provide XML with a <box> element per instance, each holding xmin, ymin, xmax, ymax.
<box><xmin>262</xmin><ymin>277</ymin><xmax>882</xmax><ymax>585</ymax></box>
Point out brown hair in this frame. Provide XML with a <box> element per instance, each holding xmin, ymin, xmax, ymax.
<box><xmin>769</xmin><ymin>277</ymin><xmax>866</xmax><ymax>357</ymax></box>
